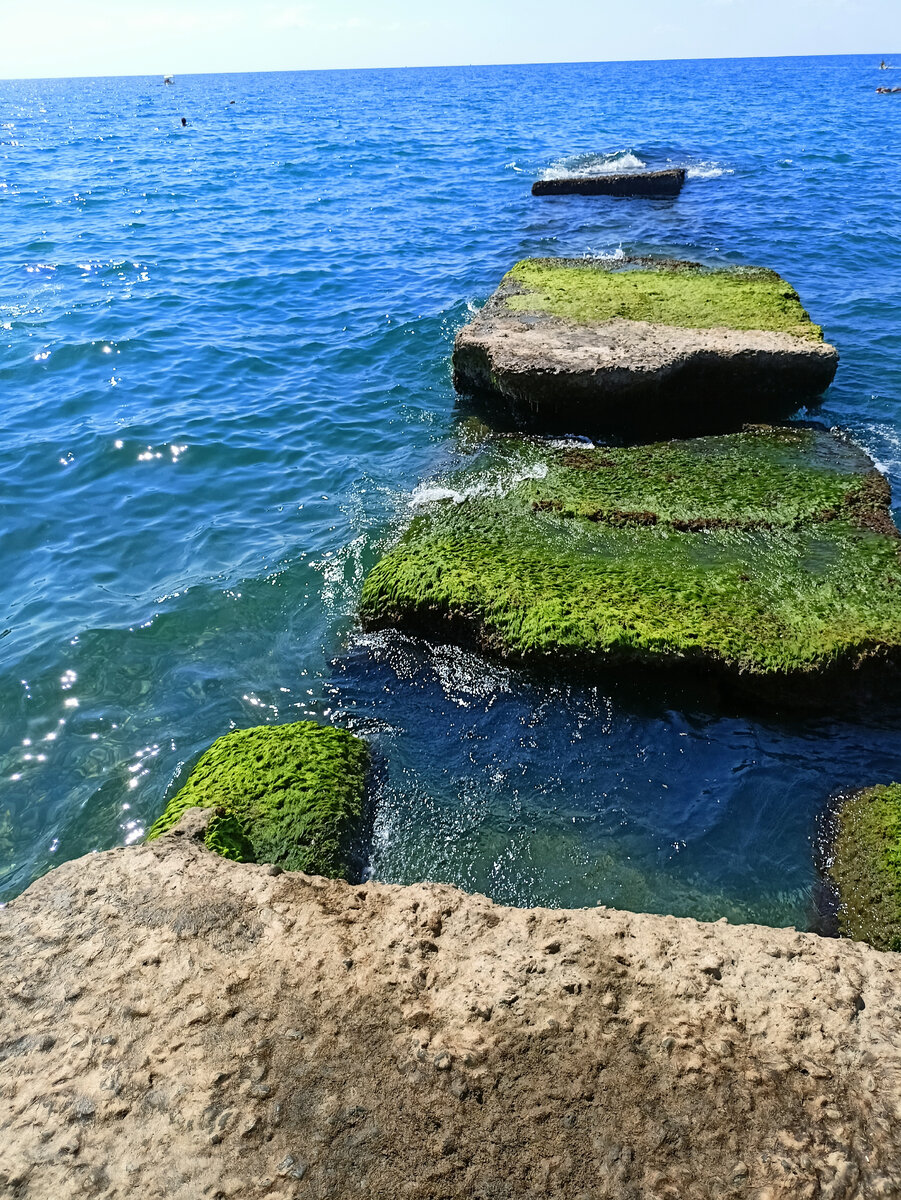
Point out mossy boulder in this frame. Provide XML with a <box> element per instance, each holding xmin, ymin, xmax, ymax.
<box><xmin>360</xmin><ymin>427</ymin><xmax>901</xmax><ymax>697</ymax></box>
<box><xmin>830</xmin><ymin>784</ymin><xmax>901</xmax><ymax>951</ymax></box>
<box><xmin>453</xmin><ymin>257</ymin><xmax>838</xmax><ymax>438</ymax></box>
<box><xmin>147</xmin><ymin>722</ymin><xmax>369</xmax><ymax>879</ymax></box>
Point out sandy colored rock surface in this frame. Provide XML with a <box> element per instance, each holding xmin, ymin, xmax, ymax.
<box><xmin>453</xmin><ymin>258</ymin><xmax>838</xmax><ymax>437</ymax></box>
<box><xmin>1</xmin><ymin>808</ymin><xmax>900</xmax><ymax>1200</ymax></box>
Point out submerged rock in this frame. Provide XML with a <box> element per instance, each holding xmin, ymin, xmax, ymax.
<box><xmin>830</xmin><ymin>783</ymin><xmax>901</xmax><ymax>951</ymax></box>
<box><xmin>0</xmin><ymin>817</ymin><xmax>899</xmax><ymax>1199</ymax></box>
<box><xmin>147</xmin><ymin>721</ymin><xmax>369</xmax><ymax>879</ymax></box>
<box><xmin>360</xmin><ymin>426</ymin><xmax>901</xmax><ymax>699</ymax></box>
<box><xmin>453</xmin><ymin>257</ymin><xmax>838</xmax><ymax>437</ymax></box>
<box><xmin>532</xmin><ymin>167</ymin><xmax>686</xmax><ymax>196</ymax></box>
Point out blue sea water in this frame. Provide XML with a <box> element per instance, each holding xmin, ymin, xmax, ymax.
<box><xmin>2</xmin><ymin>55</ymin><xmax>901</xmax><ymax>924</ymax></box>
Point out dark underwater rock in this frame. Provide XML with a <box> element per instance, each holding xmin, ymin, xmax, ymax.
<box><xmin>829</xmin><ymin>783</ymin><xmax>901</xmax><ymax>951</ymax></box>
<box><xmin>453</xmin><ymin>257</ymin><xmax>839</xmax><ymax>439</ymax></box>
<box><xmin>532</xmin><ymin>167</ymin><xmax>686</xmax><ymax>196</ymax></box>
<box><xmin>147</xmin><ymin>721</ymin><xmax>369</xmax><ymax>879</ymax></box>
<box><xmin>360</xmin><ymin>426</ymin><xmax>901</xmax><ymax>701</ymax></box>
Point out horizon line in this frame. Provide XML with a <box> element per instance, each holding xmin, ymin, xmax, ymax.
<box><xmin>1</xmin><ymin>49</ymin><xmax>897</xmax><ymax>84</ymax></box>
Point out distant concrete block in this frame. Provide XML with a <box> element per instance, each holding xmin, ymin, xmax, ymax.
<box><xmin>532</xmin><ymin>168</ymin><xmax>686</xmax><ymax>197</ymax></box>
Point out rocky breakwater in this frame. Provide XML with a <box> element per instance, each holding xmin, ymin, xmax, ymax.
<box><xmin>2</xmin><ymin>809</ymin><xmax>901</xmax><ymax>1200</ymax></box>
<box><xmin>361</xmin><ymin>425</ymin><xmax>901</xmax><ymax>702</ymax></box>
<box><xmin>453</xmin><ymin>257</ymin><xmax>838</xmax><ymax>437</ymax></box>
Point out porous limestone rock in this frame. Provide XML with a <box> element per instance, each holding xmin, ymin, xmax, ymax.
<box><xmin>453</xmin><ymin>257</ymin><xmax>839</xmax><ymax>437</ymax></box>
<box><xmin>0</xmin><ymin>810</ymin><xmax>899</xmax><ymax>1199</ymax></box>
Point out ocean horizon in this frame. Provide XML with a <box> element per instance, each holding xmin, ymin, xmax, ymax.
<box><xmin>4</xmin><ymin>48</ymin><xmax>901</xmax><ymax>82</ymax></box>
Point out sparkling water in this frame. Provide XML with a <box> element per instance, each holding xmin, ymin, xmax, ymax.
<box><xmin>2</xmin><ymin>56</ymin><xmax>900</xmax><ymax>924</ymax></box>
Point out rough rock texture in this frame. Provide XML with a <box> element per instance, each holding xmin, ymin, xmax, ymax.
<box><xmin>360</xmin><ymin>427</ymin><xmax>901</xmax><ymax>700</ymax></box>
<box><xmin>830</xmin><ymin>783</ymin><xmax>901</xmax><ymax>951</ymax></box>
<box><xmin>1</xmin><ymin>810</ymin><xmax>900</xmax><ymax>1200</ymax></box>
<box><xmin>147</xmin><ymin>722</ymin><xmax>369</xmax><ymax>879</ymax></box>
<box><xmin>532</xmin><ymin>168</ymin><xmax>685</xmax><ymax>197</ymax></box>
<box><xmin>453</xmin><ymin>258</ymin><xmax>838</xmax><ymax>437</ymax></box>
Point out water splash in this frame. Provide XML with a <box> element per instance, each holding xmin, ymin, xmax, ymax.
<box><xmin>685</xmin><ymin>161</ymin><xmax>733</xmax><ymax>180</ymax></box>
<box><xmin>409</xmin><ymin>462</ymin><xmax>548</xmax><ymax>508</ymax></box>
<box><xmin>543</xmin><ymin>150</ymin><xmax>647</xmax><ymax>179</ymax></box>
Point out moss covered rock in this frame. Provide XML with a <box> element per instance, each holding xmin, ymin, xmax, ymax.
<box><xmin>830</xmin><ymin>784</ymin><xmax>901</xmax><ymax>951</ymax></box>
<box><xmin>147</xmin><ymin>722</ymin><xmax>369</xmax><ymax>878</ymax></box>
<box><xmin>452</xmin><ymin>257</ymin><xmax>839</xmax><ymax>438</ymax></box>
<box><xmin>504</xmin><ymin>258</ymin><xmax>822</xmax><ymax>338</ymax></box>
<box><xmin>360</xmin><ymin>427</ymin><xmax>901</xmax><ymax>694</ymax></box>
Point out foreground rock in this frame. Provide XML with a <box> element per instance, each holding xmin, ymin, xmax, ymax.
<box><xmin>829</xmin><ymin>783</ymin><xmax>901</xmax><ymax>951</ymax></box>
<box><xmin>532</xmin><ymin>168</ymin><xmax>685</xmax><ymax>197</ymax></box>
<box><xmin>1</xmin><ymin>812</ymin><xmax>900</xmax><ymax>1200</ymax></box>
<box><xmin>148</xmin><ymin>722</ymin><xmax>369</xmax><ymax>878</ymax></box>
<box><xmin>453</xmin><ymin>257</ymin><xmax>838</xmax><ymax>437</ymax></box>
<box><xmin>361</xmin><ymin>426</ymin><xmax>901</xmax><ymax>701</ymax></box>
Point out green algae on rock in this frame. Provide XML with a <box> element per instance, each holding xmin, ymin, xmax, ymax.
<box><xmin>147</xmin><ymin>722</ymin><xmax>369</xmax><ymax>878</ymax></box>
<box><xmin>452</xmin><ymin>257</ymin><xmax>839</xmax><ymax>438</ymax></box>
<box><xmin>360</xmin><ymin>427</ymin><xmax>901</xmax><ymax>693</ymax></box>
<box><xmin>830</xmin><ymin>784</ymin><xmax>901</xmax><ymax>951</ymax></box>
<box><xmin>505</xmin><ymin>258</ymin><xmax>822</xmax><ymax>339</ymax></box>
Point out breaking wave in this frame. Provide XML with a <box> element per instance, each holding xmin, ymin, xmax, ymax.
<box><xmin>542</xmin><ymin>152</ymin><xmax>732</xmax><ymax>182</ymax></box>
<box><xmin>685</xmin><ymin>161</ymin><xmax>733</xmax><ymax>180</ymax></box>
<box><xmin>543</xmin><ymin>151</ymin><xmax>647</xmax><ymax>180</ymax></box>
<box><xmin>409</xmin><ymin>462</ymin><xmax>548</xmax><ymax>508</ymax></box>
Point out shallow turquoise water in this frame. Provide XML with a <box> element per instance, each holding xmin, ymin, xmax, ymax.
<box><xmin>2</xmin><ymin>57</ymin><xmax>901</xmax><ymax>923</ymax></box>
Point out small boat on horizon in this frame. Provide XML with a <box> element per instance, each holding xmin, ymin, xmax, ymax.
<box><xmin>164</xmin><ymin>75</ymin><xmax>174</xmax><ymax>85</ymax></box>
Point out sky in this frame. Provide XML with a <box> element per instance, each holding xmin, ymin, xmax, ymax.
<box><xmin>0</xmin><ymin>0</ymin><xmax>897</xmax><ymax>79</ymax></box>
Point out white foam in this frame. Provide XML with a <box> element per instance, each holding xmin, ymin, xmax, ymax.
<box><xmin>583</xmin><ymin>247</ymin><xmax>626</xmax><ymax>263</ymax></box>
<box><xmin>409</xmin><ymin>462</ymin><xmax>548</xmax><ymax>509</ymax></box>
<box><xmin>543</xmin><ymin>151</ymin><xmax>646</xmax><ymax>181</ymax></box>
<box><xmin>409</xmin><ymin>485</ymin><xmax>465</xmax><ymax>507</ymax></box>
<box><xmin>546</xmin><ymin>436</ymin><xmax>597</xmax><ymax>448</ymax></box>
<box><xmin>685</xmin><ymin>162</ymin><xmax>733</xmax><ymax>180</ymax></box>
<box><xmin>845</xmin><ymin>421</ymin><xmax>901</xmax><ymax>491</ymax></box>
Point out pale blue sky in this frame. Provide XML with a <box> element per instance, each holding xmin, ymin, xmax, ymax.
<box><xmin>0</xmin><ymin>0</ymin><xmax>897</xmax><ymax>79</ymax></box>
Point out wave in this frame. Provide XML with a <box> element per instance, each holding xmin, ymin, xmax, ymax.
<box><xmin>542</xmin><ymin>152</ymin><xmax>732</xmax><ymax>182</ymax></box>
<box><xmin>409</xmin><ymin>462</ymin><xmax>548</xmax><ymax>509</ymax></box>
<box><xmin>542</xmin><ymin>151</ymin><xmax>646</xmax><ymax>180</ymax></box>
<box><xmin>686</xmin><ymin>161</ymin><xmax>734</xmax><ymax>180</ymax></box>
<box><xmin>843</xmin><ymin>422</ymin><xmax>901</xmax><ymax>490</ymax></box>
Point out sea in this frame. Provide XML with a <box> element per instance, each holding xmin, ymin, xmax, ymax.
<box><xmin>2</xmin><ymin>54</ymin><xmax>900</xmax><ymax>925</ymax></box>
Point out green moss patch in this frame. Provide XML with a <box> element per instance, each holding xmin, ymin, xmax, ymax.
<box><xmin>147</xmin><ymin>722</ymin><xmax>369</xmax><ymax>879</ymax></box>
<box><xmin>360</xmin><ymin>428</ymin><xmax>901</xmax><ymax>685</ymax></box>
<box><xmin>504</xmin><ymin>258</ymin><xmax>824</xmax><ymax>341</ymax></box>
<box><xmin>523</xmin><ymin>426</ymin><xmax>891</xmax><ymax>530</ymax></box>
<box><xmin>830</xmin><ymin>784</ymin><xmax>901</xmax><ymax>951</ymax></box>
